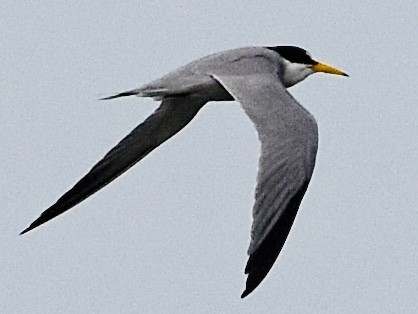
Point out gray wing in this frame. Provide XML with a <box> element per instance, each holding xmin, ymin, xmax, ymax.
<box><xmin>21</xmin><ymin>96</ymin><xmax>206</xmax><ymax>234</ymax></box>
<box><xmin>213</xmin><ymin>74</ymin><xmax>318</xmax><ymax>298</ymax></box>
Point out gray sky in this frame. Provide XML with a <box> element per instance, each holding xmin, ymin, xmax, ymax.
<box><xmin>2</xmin><ymin>1</ymin><xmax>418</xmax><ymax>313</ymax></box>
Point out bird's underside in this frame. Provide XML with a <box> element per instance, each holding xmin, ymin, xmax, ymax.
<box><xmin>21</xmin><ymin>47</ymin><xmax>323</xmax><ymax>298</ymax></box>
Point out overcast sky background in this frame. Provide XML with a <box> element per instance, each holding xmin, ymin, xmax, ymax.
<box><xmin>2</xmin><ymin>1</ymin><xmax>417</xmax><ymax>313</ymax></box>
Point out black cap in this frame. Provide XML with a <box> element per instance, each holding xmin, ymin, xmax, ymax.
<box><xmin>266</xmin><ymin>46</ymin><xmax>317</xmax><ymax>65</ymax></box>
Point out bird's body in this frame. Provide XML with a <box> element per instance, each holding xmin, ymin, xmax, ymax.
<box><xmin>21</xmin><ymin>46</ymin><xmax>347</xmax><ymax>298</ymax></box>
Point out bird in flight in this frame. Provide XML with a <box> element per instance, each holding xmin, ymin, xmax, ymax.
<box><xmin>21</xmin><ymin>46</ymin><xmax>348</xmax><ymax>298</ymax></box>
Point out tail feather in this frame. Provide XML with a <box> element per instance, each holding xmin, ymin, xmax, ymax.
<box><xmin>100</xmin><ymin>89</ymin><xmax>140</xmax><ymax>100</ymax></box>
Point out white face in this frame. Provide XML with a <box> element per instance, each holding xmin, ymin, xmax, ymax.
<box><xmin>281</xmin><ymin>59</ymin><xmax>315</xmax><ymax>88</ymax></box>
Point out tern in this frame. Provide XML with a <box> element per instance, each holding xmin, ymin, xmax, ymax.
<box><xmin>21</xmin><ymin>46</ymin><xmax>348</xmax><ymax>298</ymax></box>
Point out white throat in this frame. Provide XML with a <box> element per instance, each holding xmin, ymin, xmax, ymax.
<box><xmin>282</xmin><ymin>59</ymin><xmax>315</xmax><ymax>88</ymax></box>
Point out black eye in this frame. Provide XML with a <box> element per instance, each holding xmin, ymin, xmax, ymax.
<box><xmin>266</xmin><ymin>46</ymin><xmax>317</xmax><ymax>65</ymax></box>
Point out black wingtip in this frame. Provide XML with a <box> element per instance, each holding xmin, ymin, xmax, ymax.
<box><xmin>240</xmin><ymin>273</ymin><xmax>262</xmax><ymax>299</ymax></box>
<box><xmin>241</xmin><ymin>289</ymin><xmax>251</xmax><ymax>299</ymax></box>
<box><xmin>240</xmin><ymin>181</ymin><xmax>311</xmax><ymax>299</ymax></box>
<box><xmin>20</xmin><ymin>218</ymin><xmax>43</xmax><ymax>235</ymax></box>
<box><xmin>19</xmin><ymin>211</ymin><xmax>55</xmax><ymax>235</ymax></box>
<box><xmin>99</xmin><ymin>90</ymin><xmax>138</xmax><ymax>100</ymax></box>
<box><xmin>20</xmin><ymin>225</ymin><xmax>34</xmax><ymax>235</ymax></box>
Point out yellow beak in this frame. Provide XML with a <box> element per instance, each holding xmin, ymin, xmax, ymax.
<box><xmin>312</xmin><ymin>62</ymin><xmax>349</xmax><ymax>77</ymax></box>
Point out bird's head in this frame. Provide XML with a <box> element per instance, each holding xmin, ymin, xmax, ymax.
<box><xmin>268</xmin><ymin>46</ymin><xmax>348</xmax><ymax>87</ymax></box>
